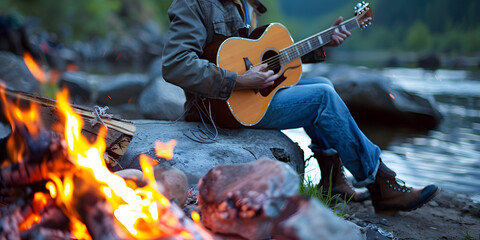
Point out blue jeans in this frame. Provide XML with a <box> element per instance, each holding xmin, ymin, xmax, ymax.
<box><xmin>252</xmin><ymin>77</ymin><xmax>380</xmax><ymax>187</ymax></box>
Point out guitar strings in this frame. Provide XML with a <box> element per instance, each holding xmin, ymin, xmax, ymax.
<box><xmin>252</xmin><ymin>29</ymin><xmax>338</xmax><ymax>72</ymax></box>
<box><xmin>251</xmin><ymin>21</ymin><xmax>357</xmax><ymax>72</ymax></box>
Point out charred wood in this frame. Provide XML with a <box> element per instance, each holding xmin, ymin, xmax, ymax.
<box><xmin>20</xmin><ymin>227</ymin><xmax>73</xmax><ymax>240</ymax></box>
<box><xmin>69</xmin><ymin>173</ymin><xmax>130</xmax><ymax>240</ymax></box>
<box><xmin>1</xmin><ymin>88</ymin><xmax>136</xmax><ymax>170</ymax></box>
<box><xmin>0</xmin><ymin>159</ymin><xmax>74</xmax><ymax>188</ymax></box>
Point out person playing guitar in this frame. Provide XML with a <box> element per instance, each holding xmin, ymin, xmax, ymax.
<box><xmin>162</xmin><ymin>0</ymin><xmax>440</xmax><ymax>215</ymax></box>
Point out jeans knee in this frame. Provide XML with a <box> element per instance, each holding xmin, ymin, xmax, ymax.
<box><xmin>299</xmin><ymin>77</ymin><xmax>334</xmax><ymax>88</ymax></box>
<box><xmin>313</xmin><ymin>84</ymin><xmax>338</xmax><ymax>101</ymax></box>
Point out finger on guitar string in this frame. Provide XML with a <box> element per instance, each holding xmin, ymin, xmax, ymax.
<box><xmin>330</xmin><ymin>35</ymin><xmax>343</xmax><ymax>45</ymax></box>
<box><xmin>235</xmin><ymin>64</ymin><xmax>279</xmax><ymax>90</ymax></box>
<box><xmin>332</xmin><ymin>16</ymin><xmax>343</xmax><ymax>26</ymax></box>
<box><xmin>266</xmin><ymin>73</ymin><xmax>280</xmax><ymax>85</ymax></box>
<box><xmin>333</xmin><ymin>31</ymin><xmax>348</xmax><ymax>40</ymax></box>
<box><xmin>341</xmin><ymin>28</ymin><xmax>352</xmax><ymax>37</ymax></box>
<box><xmin>255</xmin><ymin>63</ymin><xmax>269</xmax><ymax>71</ymax></box>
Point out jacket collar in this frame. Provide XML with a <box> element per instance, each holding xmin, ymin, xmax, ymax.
<box><xmin>231</xmin><ymin>0</ymin><xmax>267</xmax><ymax>14</ymax></box>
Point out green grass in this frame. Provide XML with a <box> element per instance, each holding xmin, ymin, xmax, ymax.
<box><xmin>41</xmin><ymin>82</ymin><xmax>61</xmax><ymax>99</ymax></box>
<box><xmin>300</xmin><ymin>175</ymin><xmax>353</xmax><ymax>218</ymax></box>
<box><xmin>460</xmin><ymin>232</ymin><xmax>478</xmax><ymax>240</ymax></box>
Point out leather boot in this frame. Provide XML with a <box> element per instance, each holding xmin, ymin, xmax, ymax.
<box><xmin>315</xmin><ymin>152</ymin><xmax>370</xmax><ymax>202</ymax></box>
<box><xmin>366</xmin><ymin>160</ymin><xmax>441</xmax><ymax>215</ymax></box>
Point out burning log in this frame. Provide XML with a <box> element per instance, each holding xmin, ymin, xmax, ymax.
<box><xmin>67</xmin><ymin>172</ymin><xmax>131</xmax><ymax>240</ymax></box>
<box><xmin>0</xmin><ymin>158</ymin><xmax>73</xmax><ymax>189</ymax></box>
<box><xmin>0</xmin><ymin>192</ymin><xmax>55</xmax><ymax>240</ymax></box>
<box><xmin>0</xmin><ymin>123</ymin><xmax>72</xmax><ymax>206</ymax></box>
<box><xmin>0</xmin><ymin>87</ymin><xmax>136</xmax><ymax>170</ymax></box>
<box><xmin>21</xmin><ymin>228</ymin><xmax>72</xmax><ymax>240</ymax></box>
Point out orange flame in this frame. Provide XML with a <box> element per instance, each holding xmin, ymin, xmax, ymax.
<box><xmin>48</xmin><ymin>89</ymin><xmax>193</xmax><ymax>239</ymax></box>
<box><xmin>0</xmin><ymin>86</ymin><xmax>43</xmax><ymax>163</ymax></box>
<box><xmin>18</xmin><ymin>192</ymin><xmax>50</xmax><ymax>231</ymax></box>
<box><xmin>389</xmin><ymin>93</ymin><xmax>396</xmax><ymax>99</ymax></box>
<box><xmin>23</xmin><ymin>53</ymin><xmax>46</xmax><ymax>83</ymax></box>
<box><xmin>155</xmin><ymin>139</ymin><xmax>177</xmax><ymax>160</ymax></box>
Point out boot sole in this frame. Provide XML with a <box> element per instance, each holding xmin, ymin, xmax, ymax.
<box><xmin>374</xmin><ymin>187</ymin><xmax>441</xmax><ymax>216</ymax></box>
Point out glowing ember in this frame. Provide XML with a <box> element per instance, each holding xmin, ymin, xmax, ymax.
<box><xmin>18</xmin><ymin>192</ymin><xmax>50</xmax><ymax>231</ymax></box>
<box><xmin>389</xmin><ymin>93</ymin><xmax>396</xmax><ymax>99</ymax></box>
<box><xmin>155</xmin><ymin>139</ymin><xmax>177</xmax><ymax>160</ymax></box>
<box><xmin>67</xmin><ymin>63</ymin><xmax>79</xmax><ymax>72</ymax></box>
<box><xmin>191</xmin><ymin>211</ymin><xmax>201</xmax><ymax>222</ymax></box>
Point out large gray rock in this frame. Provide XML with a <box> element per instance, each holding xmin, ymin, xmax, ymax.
<box><xmin>58</xmin><ymin>71</ymin><xmax>92</xmax><ymax>104</ymax></box>
<box><xmin>272</xmin><ymin>196</ymin><xmax>365</xmax><ymax>240</ymax></box>
<box><xmin>138</xmin><ymin>77</ymin><xmax>186</xmax><ymax>121</ymax></box>
<box><xmin>0</xmin><ymin>51</ymin><xmax>40</xmax><ymax>94</ymax></box>
<box><xmin>96</xmin><ymin>73</ymin><xmax>149</xmax><ymax>106</ymax></box>
<box><xmin>198</xmin><ymin>158</ymin><xmax>301</xmax><ymax>239</ymax></box>
<box><xmin>117</xmin><ymin>120</ymin><xmax>304</xmax><ymax>188</ymax></box>
<box><xmin>305</xmin><ymin>64</ymin><xmax>442</xmax><ymax>129</ymax></box>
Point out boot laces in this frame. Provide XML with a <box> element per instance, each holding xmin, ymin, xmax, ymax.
<box><xmin>386</xmin><ymin>178</ymin><xmax>412</xmax><ymax>193</ymax></box>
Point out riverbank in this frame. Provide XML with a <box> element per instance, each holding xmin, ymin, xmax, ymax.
<box><xmin>346</xmin><ymin>189</ymin><xmax>480</xmax><ymax>240</ymax></box>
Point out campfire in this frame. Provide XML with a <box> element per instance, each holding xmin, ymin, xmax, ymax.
<box><xmin>0</xmin><ymin>58</ymin><xmax>212</xmax><ymax>239</ymax></box>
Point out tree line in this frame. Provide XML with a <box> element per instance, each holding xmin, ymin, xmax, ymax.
<box><xmin>2</xmin><ymin>0</ymin><xmax>479</xmax><ymax>55</ymax></box>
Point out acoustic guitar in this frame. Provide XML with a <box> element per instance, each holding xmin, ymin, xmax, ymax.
<box><xmin>203</xmin><ymin>2</ymin><xmax>374</xmax><ymax>127</ymax></box>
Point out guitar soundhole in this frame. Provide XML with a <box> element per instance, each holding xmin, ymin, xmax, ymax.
<box><xmin>262</xmin><ymin>50</ymin><xmax>281</xmax><ymax>74</ymax></box>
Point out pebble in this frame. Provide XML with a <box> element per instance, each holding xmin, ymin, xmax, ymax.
<box><xmin>428</xmin><ymin>200</ymin><xmax>439</xmax><ymax>207</ymax></box>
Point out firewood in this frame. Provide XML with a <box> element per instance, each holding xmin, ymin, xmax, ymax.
<box><xmin>0</xmin><ymin>199</ymin><xmax>33</xmax><ymax>240</ymax></box>
<box><xmin>68</xmin><ymin>173</ymin><xmax>130</xmax><ymax>240</ymax></box>
<box><xmin>20</xmin><ymin>227</ymin><xmax>72</xmax><ymax>240</ymax></box>
<box><xmin>0</xmin><ymin>159</ymin><xmax>74</xmax><ymax>188</ymax></box>
<box><xmin>1</xmin><ymin>88</ymin><xmax>136</xmax><ymax>170</ymax></box>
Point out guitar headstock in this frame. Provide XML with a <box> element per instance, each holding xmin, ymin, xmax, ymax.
<box><xmin>354</xmin><ymin>1</ymin><xmax>373</xmax><ymax>30</ymax></box>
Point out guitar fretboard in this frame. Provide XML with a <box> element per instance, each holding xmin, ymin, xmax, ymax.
<box><xmin>280</xmin><ymin>17</ymin><xmax>359</xmax><ymax>65</ymax></box>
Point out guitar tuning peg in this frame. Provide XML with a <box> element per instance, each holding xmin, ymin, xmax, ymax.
<box><xmin>356</xmin><ymin>3</ymin><xmax>363</xmax><ymax>9</ymax></box>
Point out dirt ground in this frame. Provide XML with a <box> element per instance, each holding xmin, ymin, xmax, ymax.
<box><xmin>346</xmin><ymin>189</ymin><xmax>480</xmax><ymax>240</ymax></box>
<box><xmin>183</xmin><ymin>189</ymin><xmax>479</xmax><ymax>240</ymax></box>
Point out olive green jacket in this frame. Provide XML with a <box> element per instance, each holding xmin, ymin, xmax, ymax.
<box><xmin>161</xmin><ymin>0</ymin><xmax>326</xmax><ymax>106</ymax></box>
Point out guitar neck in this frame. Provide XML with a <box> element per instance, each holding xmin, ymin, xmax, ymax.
<box><xmin>280</xmin><ymin>17</ymin><xmax>359</xmax><ymax>64</ymax></box>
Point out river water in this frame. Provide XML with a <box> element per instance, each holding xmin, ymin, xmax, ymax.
<box><xmin>283</xmin><ymin>67</ymin><xmax>480</xmax><ymax>194</ymax></box>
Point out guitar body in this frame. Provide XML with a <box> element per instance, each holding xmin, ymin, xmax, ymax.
<box><xmin>201</xmin><ymin>3</ymin><xmax>373</xmax><ymax>127</ymax></box>
<box><xmin>211</xmin><ymin>23</ymin><xmax>302</xmax><ymax>126</ymax></box>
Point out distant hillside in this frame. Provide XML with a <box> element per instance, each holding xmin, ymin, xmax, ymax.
<box><xmin>261</xmin><ymin>0</ymin><xmax>480</xmax><ymax>54</ymax></box>
<box><xmin>278</xmin><ymin>0</ymin><xmax>349</xmax><ymax>20</ymax></box>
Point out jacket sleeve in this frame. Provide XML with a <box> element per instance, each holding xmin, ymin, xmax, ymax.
<box><xmin>161</xmin><ymin>0</ymin><xmax>237</xmax><ymax>100</ymax></box>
